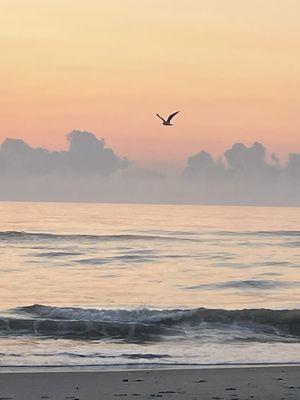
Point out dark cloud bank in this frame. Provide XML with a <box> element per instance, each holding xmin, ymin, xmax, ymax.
<box><xmin>0</xmin><ymin>130</ymin><xmax>300</xmax><ymax>205</ymax></box>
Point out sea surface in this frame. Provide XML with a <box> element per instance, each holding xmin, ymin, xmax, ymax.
<box><xmin>0</xmin><ymin>202</ymin><xmax>299</xmax><ymax>367</ymax></box>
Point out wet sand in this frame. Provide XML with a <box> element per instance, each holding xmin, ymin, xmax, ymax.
<box><xmin>0</xmin><ymin>365</ymin><xmax>299</xmax><ymax>400</ymax></box>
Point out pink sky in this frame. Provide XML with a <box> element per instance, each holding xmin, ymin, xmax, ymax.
<box><xmin>1</xmin><ymin>0</ymin><xmax>300</xmax><ymax>168</ymax></box>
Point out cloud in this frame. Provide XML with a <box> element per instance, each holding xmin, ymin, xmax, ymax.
<box><xmin>0</xmin><ymin>133</ymin><xmax>300</xmax><ymax>205</ymax></box>
<box><xmin>182</xmin><ymin>150</ymin><xmax>226</xmax><ymax>182</ymax></box>
<box><xmin>181</xmin><ymin>141</ymin><xmax>300</xmax><ymax>205</ymax></box>
<box><xmin>183</xmin><ymin>142</ymin><xmax>280</xmax><ymax>181</ymax></box>
<box><xmin>0</xmin><ymin>130</ymin><xmax>168</xmax><ymax>203</ymax></box>
<box><xmin>225</xmin><ymin>142</ymin><xmax>267</xmax><ymax>172</ymax></box>
<box><xmin>67</xmin><ymin>130</ymin><xmax>129</xmax><ymax>176</ymax></box>
<box><xmin>182</xmin><ymin>151</ymin><xmax>214</xmax><ymax>178</ymax></box>
<box><xmin>286</xmin><ymin>153</ymin><xmax>300</xmax><ymax>180</ymax></box>
<box><xmin>0</xmin><ymin>130</ymin><xmax>129</xmax><ymax>177</ymax></box>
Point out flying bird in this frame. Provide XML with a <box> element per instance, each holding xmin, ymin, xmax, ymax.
<box><xmin>156</xmin><ymin>111</ymin><xmax>180</xmax><ymax>126</ymax></box>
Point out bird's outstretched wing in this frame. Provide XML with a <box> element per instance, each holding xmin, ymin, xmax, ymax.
<box><xmin>166</xmin><ymin>111</ymin><xmax>180</xmax><ymax>123</ymax></box>
<box><xmin>156</xmin><ymin>113</ymin><xmax>166</xmax><ymax>122</ymax></box>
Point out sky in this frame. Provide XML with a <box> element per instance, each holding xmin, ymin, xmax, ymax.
<box><xmin>1</xmin><ymin>0</ymin><xmax>300</xmax><ymax>169</ymax></box>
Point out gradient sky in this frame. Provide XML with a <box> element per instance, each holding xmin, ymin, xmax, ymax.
<box><xmin>1</xmin><ymin>0</ymin><xmax>300</xmax><ymax>168</ymax></box>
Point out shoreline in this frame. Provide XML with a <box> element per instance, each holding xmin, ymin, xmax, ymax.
<box><xmin>1</xmin><ymin>361</ymin><xmax>300</xmax><ymax>372</ymax></box>
<box><xmin>1</xmin><ymin>364</ymin><xmax>300</xmax><ymax>400</ymax></box>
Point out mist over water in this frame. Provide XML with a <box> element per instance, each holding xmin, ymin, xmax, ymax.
<box><xmin>0</xmin><ymin>202</ymin><xmax>299</xmax><ymax>366</ymax></box>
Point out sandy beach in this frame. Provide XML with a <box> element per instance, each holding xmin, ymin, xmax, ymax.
<box><xmin>0</xmin><ymin>365</ymin><xmax>299</xmax><ymax>400</ymax></box>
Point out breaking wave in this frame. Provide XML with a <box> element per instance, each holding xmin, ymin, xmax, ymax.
<box><xmin>0</xmin><ymin>315</ymin><xmax>182</xmax><ymax>341</ymax></box>
<box><xmin>0</xmin><ymin>304</ymin><xmax>298</xmax><ymax>341</ymax></box>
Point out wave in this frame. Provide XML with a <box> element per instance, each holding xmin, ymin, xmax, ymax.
<box><xmin>0</xmin><ymin>351</ymin><xmax>171</xmax><ymax>360</ymax></box>
<box><xmin>186</xmin><ymin>279</ymin><xmax>300</xmax><ymax>291</ymax></box>
<box><xmin>5</xmin><ymin>304</ymin><xmax>299</xmax><ymax>341</ymax></box>
<box><xmin>2</xmin><ymin>229</ymin><xmax>300</xmax><ymax>244</ymax></box>
<box><xmin>219</xmin><ymin>230</ymin><xmax>300</xmax><ymax>237</ymax></box>
<box><xmin>0</xmin><ymin>315</ymin><xmax>182</xmax><ymax>340</ymax></box>
<box><xmin>0</xmin><ymin>231</ymin><xmax>196</xmax><ymax>243</ymax></box>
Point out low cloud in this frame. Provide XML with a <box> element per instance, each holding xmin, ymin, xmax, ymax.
<box><xmin>0</xmin><ymin>132</ymin><xmax>300</xmax><ymax>205</ymax></box>
<box><xmin>0</xmin><ymin>130</ymin><xmax>129</xmax><ymax>177</ymax></box>
<box><xmin>181</xmin><ymin>142</ymin><xmax>300</xmax><ymax>205</ymax></box>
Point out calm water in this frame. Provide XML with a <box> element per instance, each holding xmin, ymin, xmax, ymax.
<box><xmin>0</xmin><ymin>202</ymin><xmax>299</xmax><ymax>366</ymax></box>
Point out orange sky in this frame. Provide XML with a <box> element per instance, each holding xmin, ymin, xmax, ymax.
<box><xmin>1</xmin><ymin>0</ymin><xmax>300</xmax><ymax>168</ymax></box>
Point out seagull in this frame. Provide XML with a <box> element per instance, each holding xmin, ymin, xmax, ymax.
<box><xmin>156</xmin><ymin>111</ymin><xmax>180</xmax><ymax>126</ymax></box>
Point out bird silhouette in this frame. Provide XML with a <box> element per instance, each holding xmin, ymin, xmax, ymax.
<box><xmin>156</xmin><ymin>111</ymin><xmax>180</xmax><ymax>126</ymax></box>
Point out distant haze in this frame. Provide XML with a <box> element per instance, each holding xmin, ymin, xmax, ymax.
<box><xmin>1</xmin><ymin>130</ymin><xmax>300</xmax><ymax>206</ymax></box>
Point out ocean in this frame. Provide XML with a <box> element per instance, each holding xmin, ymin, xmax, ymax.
<box><xmin>0</xmin><ymin>202</ymin><xmax>299</xmax><ymax>367</ymax></box>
